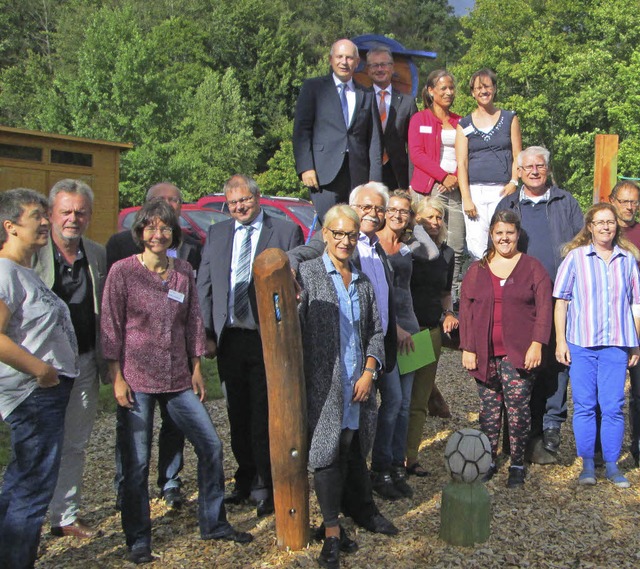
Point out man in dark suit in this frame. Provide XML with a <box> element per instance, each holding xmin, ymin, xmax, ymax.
<box><xmin>197</xmin><ymin>174</ymin><xmax>303</xmax><ymax>518</ymax></box>
<box><xmin>366</xmin><ymin>47</ymin><xmax>418</xmax><ymax>191</ymax></box>
<box><xmin>293</xmin><ymin>38</ymin><xmax>382</xmax><ymax>222</ymax></box>
<box><xmin>106</xmin><ymin>182</ymin><xmax>201</xmax><ymax>510</ymax></box>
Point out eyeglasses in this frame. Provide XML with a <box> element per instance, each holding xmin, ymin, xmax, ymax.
<box><xmin>353</xmin><ymin>204</ymin><xmax>386</xmax><ymax>215</ymax></box>
<box><xmin>520</xmin><ymin>163</ymin><xmax>548</xmax><ymax>172</ymax></box>
<box><xmin>227</xmin><ymin>195</ymin><xmax>255</xmax><ymax>207</ymax></box>
<box><xmin>367</xmin><ymin>62</ymin><xmax>393</xmax><ymax>70</ymax></box>
<box><xmin>386</xmin><ymin>207</ymin><xmax>411</xmax><ymax>217</ymax></box>
<box><xmin>614</xmin><ymin>198</ymin><xmax>640</xmax><ymax>207</ymax></box>
<box><xmin>326</xmin><ymin>228</ymin><xmax>359</xmax><ymax>242</ymax></box>
<box><xmin>143</xmin><ymin>226</ymin><xmax>173</xmax><ymax>236</ymax></box>
<box><xmin>591</xmin><ymin>220</ymin><xmax>617</xmax><ymax>228</ymax></box>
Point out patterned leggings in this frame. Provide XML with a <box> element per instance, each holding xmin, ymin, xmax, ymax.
<box><xmin>476</xmin><ymin>356</ymin><xmax>534</xmax><ymax>466</ymax></box>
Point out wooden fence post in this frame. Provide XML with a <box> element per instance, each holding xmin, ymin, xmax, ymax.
<box><xmin>593</xmin><ymin>134</ymin><xmax>619</xmax><ymax>204</ymax></box>
<box><xmin>253</xmin><ymin>248</ymin><xmax>309</xmax><ymax>550</ymax></box>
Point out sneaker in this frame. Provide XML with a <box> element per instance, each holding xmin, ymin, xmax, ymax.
<box><xmin>371</xmin><ymin>470</ymin><xmax>403</xmax><ymax>501</ymax></box>
<box><xmin>162</xmin><ymin>487</ymin><xmax>183</xmax><ymax>509</ymax></box>
<box><xmin>506</xmin><ymin>466</ymin><xmax>525</xmax><ymax>488</ymax></box>
<box><xmin>127</xmin><ymin>547</ymin><xmax>154</xmax><ymax>565</ymax></box>
<box><xmin>481</xmin><ymin>464</ymin><xmax>498</xmax><ymax>483</ymax></box>
<box><xmin>607</xmin><ymin>471</ymin><xmax>631</xmax><ymax>488</ymax></box>
<box><xmin>391</xmin><ymin>466</ymin><xmax>413</xmax><ymax>498</ymax></box>
<box><xmin>578</xmin><ymin>469</ymin><xmax>596</xmax><ymax>486</ymax></box>
<box><xmin>542</xmin><ymin>428</ymin><xmax>561</xmax><ymax>453</ymax></box>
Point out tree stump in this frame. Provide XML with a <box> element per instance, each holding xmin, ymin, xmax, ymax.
<box><xmin>253</xmin><ymin>248</ymin><xmax>309</xmax><ymax>551</ymax></box>
<box><xmin>439</xmin><ymin>481</ymin><xmax>490</xmax><ymax>546</ymax></box>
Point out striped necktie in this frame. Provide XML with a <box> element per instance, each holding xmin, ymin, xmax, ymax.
<box><xmin>379</xmin><ymin>90</ymin><xmax>389</xmax><ymax>164</ymax></box>
<box><xmin>234</xmin><ymin>225</ymin><xmax>254</xmax><ymax>323</ymax></box>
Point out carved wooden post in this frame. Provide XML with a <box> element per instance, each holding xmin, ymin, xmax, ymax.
<box><xmin>593</xmin><ymin>134</ymin><xmax>619</xmax><ymax>204</ymax></box>
<box><xmin>253</xmin><ymin>248</ymin><xmax>309</xmax><ymax>550</ymax></box>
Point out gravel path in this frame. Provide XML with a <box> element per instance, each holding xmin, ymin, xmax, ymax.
<box><xmin>35</xmin><ymin>349</ymin><xmax>640</xmax><ymax>568</ymax></box>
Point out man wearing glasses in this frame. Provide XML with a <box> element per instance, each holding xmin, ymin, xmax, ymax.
<box><xmin>293</xmin><ymin>39</ymin><xmax>382</xmax><ymax>222</ymax></box>
<box><xmin>197</xmin><ymin>174</ymin><xmax>303</xmax><ymax>518</ymax></box>
<box><xmin>609</xmin><ymin>180</ymin><xmax>640</xmax><ymax>467</ymax></box>
<box><xmin>495</xmin><ymin>146</ymin><xmax>583</xmax><ymax>463</ymax></box>
<box><xmin>366</xmin><ymin>47</ymin><xmax>417</xmax><ymax>191</ymax></box>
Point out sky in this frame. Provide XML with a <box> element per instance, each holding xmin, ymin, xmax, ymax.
<box><xmin>449</xmin><ymin>0</ymin><xmax>475</xmax><ymax>16</ymax></box>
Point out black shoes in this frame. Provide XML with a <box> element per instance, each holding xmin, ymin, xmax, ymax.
<box><xmin>507</xmin><ymin>466</ymin><xmax>526</xmax><ymax>488</ymax></box>
<box><xmin>371</xmin><ymin>470</ymin><xmax>403</xmax><ymax>501</ymax></box>
<box><xmin>128</xmin><ymin>547</ymin><xmax>154</xmax><ymax>565</ymax></box>
<box><xmin>481</xmin><ymin>464</ymin><xmax>498</xmax><ymax>483</ymax></box>
<box><xmin>256</xmin><ymin>496</ymin><xmax>274</xmax><ymax>518</ymax></box>
<box><xmin>318</xmin><ymin>536</ymin><xmax>340</xmax><ymax>569</ymax></box>
<box><xmin>313</xmin><ymin>524</ymin><xmax>358</xmax><ymax>553</ymax></box>
<box><xmin>406</xmin><ymin>462</ymin><xmax>430</xmax><ymax>477</ymax></box>
<box><xmin>212</xmin><ymin>528</ymin><xmax>254</xmax><ymax>544</ymax></box>
<box><xmin>223</xmin><ymin>488</ymin><xmax>250</xmax><ymax>505</ymax></box>
<box><xmin>391</xmin><ymin>466</ymin><xmax>414</xmax><ymax>498</ymax></box>
<box><xmin>162</xmin><ymin>487</ymin><xmax>183</xmax><ymax>509</ymax></box>
<box><xmin>360</xmin><ymin>513</ymin><xmax>399</xmax><ymax>536</ymax></box>
<box><xmin>542</xmin><ymin>428</ymin><xmax>561</xmax><ymax>453</ymax></box>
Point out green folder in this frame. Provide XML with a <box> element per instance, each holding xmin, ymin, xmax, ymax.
<box><xmin>397</xmin><ymin>328</ymin><xmax>436</xmax><ymax>375</ymax></box>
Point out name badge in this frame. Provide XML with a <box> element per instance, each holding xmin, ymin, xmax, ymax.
<box><xmin>399</xmin><ymin>244</ymin><xmax>412</xmax><ymax>256</ymax></box>
<box><xmin>419</xmin><ymin>125</ymin><xmax>433</xmax><ymax>134</ymax></box>
<box><xmin>462</xmin><ymin>124</ymin><xmax>475</xmax><ymax>137</ymax></box>
<box><xmin>168</xmin><ymin>289</ymin><xmax>185</xmax><ymax>303</ymax></box>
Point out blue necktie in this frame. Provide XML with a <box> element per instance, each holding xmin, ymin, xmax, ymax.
<box><xmin>234</xmin><ymin>225</ymin><xmax>254</xmax><ymax>323</ymax></box>
<box><xmin>339</xmin><ymin>83</ymin><xmax>349</xmax><ymax>127</ymax></box>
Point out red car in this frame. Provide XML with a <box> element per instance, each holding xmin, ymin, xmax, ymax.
<box><xmin>118</xmin><ymin>204</ymin><xmax>230</xmax><ymax>245</ymax></box>
<box><xmin>197</xmin><ymin>194</ymin><xmax>320</xmax><ymax>241</ymax></box>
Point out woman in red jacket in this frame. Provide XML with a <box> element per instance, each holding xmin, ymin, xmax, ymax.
<box><xmin>459</xmin><ymin>209</ymin><xmax>552</xmax><ymax>488</ymax></box>
<box><xmin>408</xmin><ymin>69</ymin><xmax>463</xmax><ymax>303</ymax></box>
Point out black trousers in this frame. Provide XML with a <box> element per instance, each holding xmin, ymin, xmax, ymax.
<box><xmin>310</xmin><ymin>157</ymin><xmax>352</xmax><ymax>223</ymax></box>
<box><xmin>382</xmin><ymin>161</ymin><xmax>400</xmax><ymax>192</ymax></box>
<box><xmin>314</xmin><ymin>429</ymin><xmax>378</xmax><ymax>527</ymax></box>
<box><xmin>217</xmin><ymin>328</ymin><xmax>272</xmax><ymax>500</ymax></box>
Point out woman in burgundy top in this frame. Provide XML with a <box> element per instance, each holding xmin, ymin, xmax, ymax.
<box><xmin>459</xmin><ymin>210</ymin><xmax>552</xmax><ymax>488</ymax></box>
<box><xmin>101</xmin><ymin>201</ymin><xmax>251</xmax><ymax>564</ymax></box>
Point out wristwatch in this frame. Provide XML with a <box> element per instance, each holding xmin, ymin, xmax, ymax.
<box><xmin>364</xmin><ymin>367</ymin><xmax>378</xmax><ymax>381</ymax></box>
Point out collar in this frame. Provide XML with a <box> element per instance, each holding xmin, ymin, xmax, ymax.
<box><xmin>322</xmin><ymin>252</ymin><xmax>359</xmax><ymax>279</ymax></box>
<box><xmin>53</xmin><ymin>238</ymin><xmax>85</xmax><ymax>266</ymax></box>
<box><xmin>520</xmin><ymin>187</ymin><xmax>550</xmax><ymax>203</ymax></box>
<box><xmin>333</xmin><ymin>74</ymin><xmax>355</xmax><ymax>92</ymax></box>
<box><xmin>586</xmin><ymin>242</ymin><xmax>626</xmax><ymax>259</ymax></box>
<box><xmin>234</xmin><ymin>209</ymin><xmax>264</xmax><ymax>232</ymax></box>
<box><xmin>373</xmin><ymin>84</ymin><xmax>392</xmax><ymax>97</ymax></box>
<box><xmin>358</xmin><ymin>231</ymin><xmax>379</xmax><ymax>247</ymax></box>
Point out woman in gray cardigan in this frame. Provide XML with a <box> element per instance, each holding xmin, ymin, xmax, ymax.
<box><xmin>297</xmin><ymin>204</ymin><xmax>385</xmax><ymax>569</ymax></box>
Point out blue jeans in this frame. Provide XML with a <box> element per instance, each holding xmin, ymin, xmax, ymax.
<box><xmin>372</xmin><ymin>364</ymin><xmax>415</xmax><ymax>470</ymax></box>
<box><xmin>118</xmin><ymin>389</ymin><xmax>231</xmax><ymax>552</ymax></box>
<box><xmin>569</xmin><ymin>343</ymin><xmax>628</xmax><ymax>463</ymax></box>
<box><xmin>0</xmin><ymin>378</ymin><xmax>73</xmax><ymax>569</ymax></box>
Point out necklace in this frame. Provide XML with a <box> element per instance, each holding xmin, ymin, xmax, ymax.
<box><xmin>139</xmin><ymin>254</ymin><xmax>169</xmax><ymax>275</ymax></box>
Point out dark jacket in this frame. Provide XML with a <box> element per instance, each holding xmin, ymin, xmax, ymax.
<box><xmin>495</xmin><ymin>185</ymin><xmax>584</xmax><ymax>280</ymax></box>
<box><xmin>459</xmin><ymin>254</ymin><xmax>553</xmax><ymax>382</ymax></box>
<box><xmin>297</xmin><ymin>257</ymin><xmax>384</xmax><ymax>469</ymax></box>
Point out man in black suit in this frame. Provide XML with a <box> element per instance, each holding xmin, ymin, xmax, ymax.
<box><xmin>293</xmin><ymin>38</ymin><xmax>382</xmax><ymax>222</ymax></box>
<box><xmin>197</xmin><ymin>174</ymin><xmax>303</xmax><ymax>518</ymax></box>
<box><xmin>366</xmin><ymin>47</ymin><xmax>418</xmax><ymax>191</ymax></box>
<box><xmin>106</xmin><ymin>182</ymin><xmax>201</xmax><ymax>510</ymax></box>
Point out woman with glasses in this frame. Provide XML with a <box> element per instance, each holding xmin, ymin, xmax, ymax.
<box><xmin>102</xmin><ymin>200</ymin><xmax>251</xmax><ymax>564</ymax></box>
<box><xmin>554</xmin><ymin>203</ymin><xmax>640</xmax><ymax>488</ymax></box>
<box><xmin>460</xmin><ymin>209</ymin><xmax>552</xmax><ymax>488</ymax></box>
<box><xmin>370</xmin><ymin>190</ymin><xmax>437</xmax><ymax>499</ymax></box>
<box><xmin>297</xmin><ymin>204</ymin><xmax>385</xmax><ymax>569</ymax></box>
<box><xmin>455</xmin><ymin>68</ymin><xmax>522</xmax><ymax>260</ymax></box>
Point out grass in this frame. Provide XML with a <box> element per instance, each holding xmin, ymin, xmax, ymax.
<box><xmin>0</xmin><ymin>358</ymin><xmax>223</xmax><ymax>469</ymax></box>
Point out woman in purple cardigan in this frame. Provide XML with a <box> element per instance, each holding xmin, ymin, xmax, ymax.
<box><xmin>459</xmin><ymin>209</ymin><xmax>552</xmax><ymax>488</ymax></box>
<box><xmin>101</xmin><ymin>200</ymin><xmax>251</xmax><ymax>564</ymax></box>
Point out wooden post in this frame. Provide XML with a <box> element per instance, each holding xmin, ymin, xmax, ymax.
<box><xmin>439</xmin><ymin>481</ymin><xmax>491</xmax><ymax>546</ymax></box>
<box><xmin>253</xmin><ymin>248</ymin><xmax>309</xmax><ymax>550</ymax></box>
<box><xmin>593</xmin><ymin>134</ymin><xmax>619</xmax><ymax>204</ymax></box>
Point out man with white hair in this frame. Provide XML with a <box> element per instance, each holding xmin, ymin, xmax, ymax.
<box><xmin>32</xmin><ymin>178</ymin><xmax>106</xmax><ymax>538</ymax></box>
<box><xmin>495</xmin><ymin>146</ymin><xmax>583</xmax><ymax>462</ymax></box>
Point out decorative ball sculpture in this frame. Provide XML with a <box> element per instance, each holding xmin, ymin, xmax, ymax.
<box><xmin>444</xmin><ymin>428</ymin><xmax>492</xmax><ymax>484</ymax></box>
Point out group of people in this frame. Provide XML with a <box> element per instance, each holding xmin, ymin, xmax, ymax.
<box><xmin>1</xmin><ymin>36</ymin><xmax>640</xmax><ymax>569</ymax></box>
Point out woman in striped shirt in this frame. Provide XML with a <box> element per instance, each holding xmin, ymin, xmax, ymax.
<box><xmin>554</xmin><ymin>203</ymin><xmax>640</xmax><ymax>488</ymax></box>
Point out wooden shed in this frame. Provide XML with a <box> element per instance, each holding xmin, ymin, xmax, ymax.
<box><xmin>0</xmin><ymin>126</ymin><xmax>132</xmax><ymax>244</ymax></box>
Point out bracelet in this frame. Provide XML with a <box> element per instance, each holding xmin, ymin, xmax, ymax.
<box><xmin>443</xmin><ymin>310</ymin><xmax>455</xmax><ymax>318</ymax></box>
<box><xmin>510</xmin><ymin>179</ymin><xmax>518</xmax><ymax>186</ymax></box>
<box><xmin>364</xmin><ymin>367</ymin><xmax>378</xmax><ymax>381</ymax></box>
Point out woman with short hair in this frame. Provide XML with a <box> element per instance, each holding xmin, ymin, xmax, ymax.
<box><xmin>0</xmin><ymin>189</ymin><xmax>79</xmax><ymax>569</ymax></box>
<box><xmin>102</xmin><ymin>200</ymin><xmax>251</xmax><ymax>564</ymax></box>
